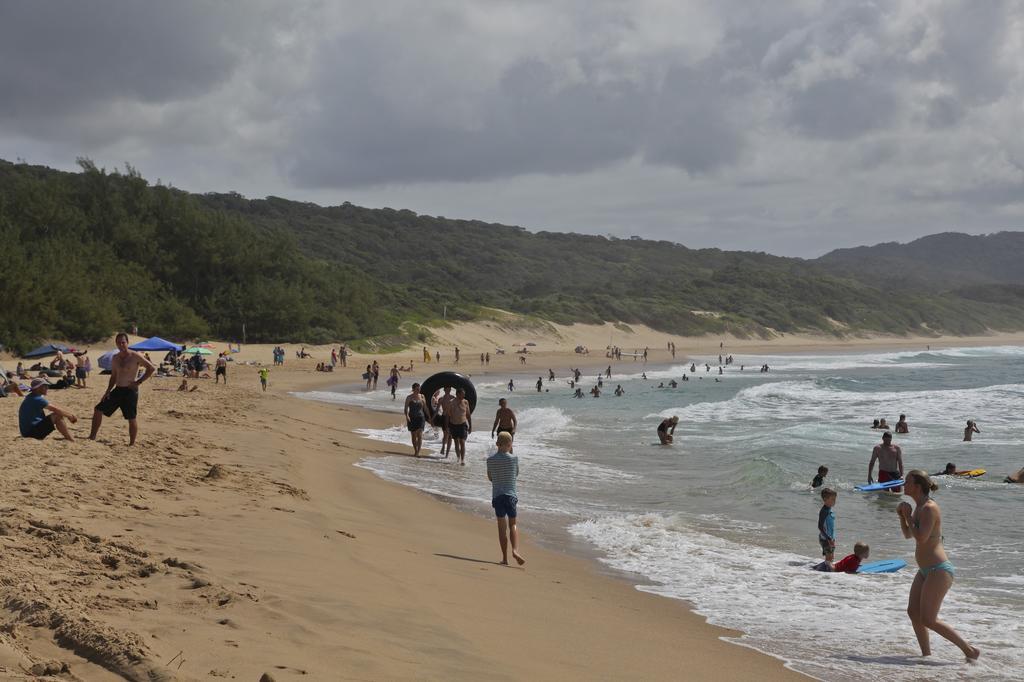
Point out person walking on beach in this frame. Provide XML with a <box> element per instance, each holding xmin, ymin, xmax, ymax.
<box><xmin>454</xmin><ymin>346</ymin><xmax>460</xmax><ymax>364</ymax></box>
<box><xmin>897</xmin><ymin>470</ymin><xmax>980</xmax><ymax>661</ymax></box>
<box><xmin>371</xmin><ymin>360</ymin><xmax>380</xmax><ymax>390</ymax></box>
<box><xmin>448</xmin><ymin>387</ymin><xmax>471</xmax><ymax>466</ymax></box>
<box><xmin>388</xmin><ymin>365</ymin><xmax>401</xmax><ymax>400</ymax></box>
<box><xmin>258</xmin><ymin>366</ymin><xmax>269</xmax><ymax>392</ymax></box>
<box><xmin>19</xmin><ymin>378</ymin><xmax>77</xmax><ymax>440</ymax></box>
<box><xmin>215</xmin><ymin>353</ymin><xmax>228</xmax><ymax>384</ymax></box>
<box><xmin>868</xmin><ymin>431</ymin><xmax>904</xmax><ymax>492</ymax></box>
<box><xmin>404</xmin><ymin>382</ymin><xmax>429</xmax><ymax>457</ymax></box>
<box><xmin>438</xmin><ymin>386</ymin><xmax>455</xmax><ymax>457</ymax></box>
<box><xmin>423</xmin><ymin>346</ymin><xmax>430</xmax><ymax>363</ymax></box>
<box><xmin>89</xmin><ymin>332</ymin><xmax>155</xmax><ymax>446</ymax></box>
<box><xmin>491</xmin><ymin>398</ymin><xmax>517</xmax><ymax>446</ymax></box>
<box><xmin>487</xmin><ymin>431</ymin><xmax>525</xmax><ymax>566</ymax></box>
<box><xmin>963</xmin><ymin>420</ymin><xmax>980</xmax><ymax>442</ymax></box>
<box><xmin>536</xmin><ymin>377</ymin><xmax>543</xmax><ymax>392</ymax></box>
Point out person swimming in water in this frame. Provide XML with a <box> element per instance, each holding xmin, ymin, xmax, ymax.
<box><xmin>811</xmin><ymin>465</ymin><xmax>828</xmax><ymax>488</ymax></box>
<box><xmin>933</xmin><ymin>463</ymin><xmax>957</xmax><ymax>476</ymax></box>
<box><xmin>657</xmin><ymin>416</ymin><xmax>678</xmax><ymax>445</ymax></box>
<box><xmin>895</xmin><ymin>414</ymin><xmax>910</xmax><ymax>434</ymax></box>
<box><xmin>963</xmin><ymin>420</ymin><xmax>980</xmax><ymax>442</ymax></box>
<box><xmin>897</xmin><ymin>470</ymin><xmax>980</xmax><ymax>661</ymax></box>
<box><xmin>614</xmin><ymin>385</ymin><xmax>624</xmax><ymax>396</ymax></box>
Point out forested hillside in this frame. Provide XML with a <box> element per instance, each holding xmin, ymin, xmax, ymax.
<box><xmin>2</xmin><ymin>159</ymin><xmax>1024</xmax><ymax>353</ymax></box>
<box><xmin>816</xmin><ymin>232</ymin><xmax>1024</xmax><ymax>289</ymax></box>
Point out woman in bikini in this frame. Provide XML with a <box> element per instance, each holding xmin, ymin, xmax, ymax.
<box><xmin>897</xmin><ymin>470</ymin><xmax>979</xmax><ymax>661</ymax></box>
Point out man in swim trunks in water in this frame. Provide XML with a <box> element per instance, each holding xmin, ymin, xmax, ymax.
<box><xmin>404</xmin><ymin>382</ymin><xmax>429</xmax><ymax>457</ymax></box>
<box><xmin>491</xmin><ymin>398</ymin><xmax>517</xmax><ymax>447</ymax></box>
<box><xmin>895</xmin><ymin>414</ymin><xmax>910</xmax><ymax>433</ymax></box>
<box><xmin>963</xmin><ymin>420</ymin><xmax>980</xmax><ymax>442</ymax></box>
<box><xmin>89</xmin><ymin>332</ymin><xmax>155</xmax><ymax>446</ymax></box>
<box><xmin>447</xmin><ymin>387</ymin><xmax>471</xmax><ymax>465</ymax></box>
<box><xmin>868</xmin><ymin>431</ymin><xmax>904</xmax><ymax>492</ymax></box>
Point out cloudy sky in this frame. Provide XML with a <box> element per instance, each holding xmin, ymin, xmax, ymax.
<box><xmin>2</xmin><ymin>0</ymin><xmax>1023</xmax><ymax>256</ymax></box>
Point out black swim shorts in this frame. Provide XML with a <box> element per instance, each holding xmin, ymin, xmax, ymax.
<box><xmin>95</xmin><ymin>386</ymin><xmax>139</xmax><ymax>420</ymax></box>
<box><xmin>449</xmin><ymin>423</ymin><xmax>469</xmax><ymax>440</ymax></box>
<box><xmin>216</xmin><ymin>366</ymin><xmax>226</xmax><ymax>376</ymax></box>
<box><xmin>25</xmin><ymin>416</ymin><xmax>56</xmax><ymax>440</ymax></box>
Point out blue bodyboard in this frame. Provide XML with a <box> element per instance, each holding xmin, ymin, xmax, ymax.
<box><xmin>854</xmin><ymin>480</ymin><xmax>904</xmax><ymax>492</ymax></box>
<box><xmin>857</xmin><ymin>559</ymin><xmax>907</xmax><ymax>574</ymax></box>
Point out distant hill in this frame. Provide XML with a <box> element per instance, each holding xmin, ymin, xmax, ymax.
<box><xmin>815</xmin><ymin>232</ymin><xmax>1024</xmax><ymax>290</ymax></box>
<box><xmin>3</xmin><ymin>158</ymin><xmax>1024</xmax><ymax>353</ymax></box>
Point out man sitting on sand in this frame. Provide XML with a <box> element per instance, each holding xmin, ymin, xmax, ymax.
<box><xmin>19</xmin><ymin>378</ymin><xmax>77</xmax><ymax>440</ymax></box>
<box><xmin>486</xmin><ymin>431</ymin><xmax>525</xmax><ymax>566</ymax></box>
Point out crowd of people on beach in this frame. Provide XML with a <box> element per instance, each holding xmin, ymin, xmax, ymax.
<box><xmin>394</xmin><ymin>339</ymin><xmax>1018</xmax><ymax>663</ymax></box>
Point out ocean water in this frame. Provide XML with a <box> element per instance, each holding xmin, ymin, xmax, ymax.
<box><xmin>296</xmin><ymin>346</ymin><xmax>1024</xmax><ymax>680</ymax></box>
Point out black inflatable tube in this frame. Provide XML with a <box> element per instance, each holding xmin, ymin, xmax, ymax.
<box><xmin>420</xmin><ymin>371</ymin><xmax>477</xmax><ymax>415</ymax></box>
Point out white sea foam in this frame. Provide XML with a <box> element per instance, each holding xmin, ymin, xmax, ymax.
<box><xmin>298</xmin><ymin>345</ymin><xmax>1024</xmax><ymax>679</ymax></box>
<box><xmin>570</xmin><ymin>512</ymin><xmax>1020</xmax><ymax>681</ymax></box>
<box><xmin>654</xmin><ymin>380</ymin><xmax>1024</xmax><ymax>429</ymax></box>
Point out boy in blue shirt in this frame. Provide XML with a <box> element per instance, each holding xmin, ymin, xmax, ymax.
<box><xmin>817</xmin><ymin>487</ymin><xmax>837</xmax><ymax>564</ymax></box>
<box><xmin>486</xmin><ymin>432</ymin><xmax>526</xmax><ymax>566</ymax></box>
<box><xmin>19</xmin><ymin>379</ymin><xmax>77</xmax><ymax>440</ymax></box>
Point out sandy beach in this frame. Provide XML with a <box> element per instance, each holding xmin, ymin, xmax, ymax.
<box><xmin>4</xmin><ymin>325</ymin><xmax>1024</xmax><ymax>679</ymax></box>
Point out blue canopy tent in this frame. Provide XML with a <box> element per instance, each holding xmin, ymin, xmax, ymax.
<box><xmin>22</xmin><ymin>343</ymin><xmax>72</xmax><ymax>359</ymax></box>
<box><xmin>128</xmin><ymin>337</ymin><xmax>183</xmax><ymax>352</ymax></box>
<box><xmin>97</xmin><ymin>350</ymin><xmax>118</xmax><ymax>371</ymax></box>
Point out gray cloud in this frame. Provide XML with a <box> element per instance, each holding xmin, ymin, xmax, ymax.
<box><xmin>1</xmin><ymin>1</ymin><xmax>1023</xmax><ymax>257</ymax></box>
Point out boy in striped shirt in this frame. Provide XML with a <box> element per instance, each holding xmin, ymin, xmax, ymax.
<box><xmin>486</xmin><ymin>432</ymin><xmax>526</xmax><ymax>566</ymax></box>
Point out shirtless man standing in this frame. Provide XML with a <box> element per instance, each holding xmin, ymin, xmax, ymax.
<box><xmin>447</xmin><ymin>387</ymin><xmax>472</xmax><ymax>466</ymax></box>
<box><xmin>868</xmin><ymin>431</ymin><xmax>905</xmax><ymax>492</ymax></box>
<box><xmin>491</xmin><ymin>398</ymin><xmax>517</xmax><ymax>446</ymax></box>
<box><xmin>437</xmin><ymin>387</ymin><xmax>456</xmax><ymax>457</ymax></box>
<box><xmin>89</xmin><ymin>332</ymin><xmax>156</xmax><ymax>446</ymax></box>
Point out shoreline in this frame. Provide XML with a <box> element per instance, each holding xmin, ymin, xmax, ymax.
<box><xmin>1</xmin><ymin>344</ymin><xmax>806</xmax><ymax>680</ymax></box>
<box><xmin>3</xmin><ymin>332</ymin><xmax>1020</xmax><ymax>678</ymax></box>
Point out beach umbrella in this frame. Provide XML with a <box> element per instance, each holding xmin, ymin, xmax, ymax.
<box><xmin>128</xmin><ymin>336</ymin><xmax>184</xmax><ymax>352</ymax></box>
<box><xmin>22</xmin><ymin>343</ymin><xmax>71</xmax><ymax>359</ymax></box>
<box><xmin>98</xmin><ymin>350</ymin><xmax>118</xmax><ymax>371</ymax></box>
<box><xmin>183</xmin><ymin>346</ymin><xmax>213</xmax><ymax>355</ymax></box>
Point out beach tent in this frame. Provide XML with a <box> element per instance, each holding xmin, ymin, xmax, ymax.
<box><xmin>128</xmin><ymin>336</ymin><xmax>183</xmax><ymax>352</ymax></box>
<box><xmin>97</xmin><ymin>350</ymin><xmax>118</xmax><ymax>371</ymax></box>
<box><xmin>22</xmin><ymin>343</ymin><xmax>72</xmax><ymax>359</ymax></box>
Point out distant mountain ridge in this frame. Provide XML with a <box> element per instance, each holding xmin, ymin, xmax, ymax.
<box><xmin>815</xmin><ymin>231</ymin><xmax>1024</xmax><ymax>289</ymax></box>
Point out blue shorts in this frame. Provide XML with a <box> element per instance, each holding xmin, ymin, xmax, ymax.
<box><xmin>492</xmin><ymin>494</ymin><xmax>518</xmax><ymax>519</ymax></box>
